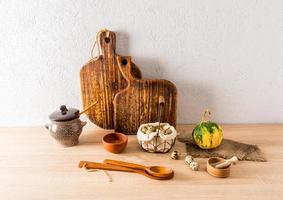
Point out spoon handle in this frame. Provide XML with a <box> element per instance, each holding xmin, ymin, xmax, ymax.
<box><xmin>103</xmin><ymin>159</ymin><xmax>146</xmax><ymax>170</ymax></box>
<box><xmin>79</xmin><ymin>99</ymin><xmax>99</xmax><ymax>116</ymax></box>
<box><xmin>79</xmin><ymin>161</ymin><xmax>135</xmax><ymax>172</ymax></box>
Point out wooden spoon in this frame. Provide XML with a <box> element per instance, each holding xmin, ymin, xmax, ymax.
<box><xmin>103</xmin><ymin>159</ymin><xmax>174</xmax><ymax>178</ymax></box>
<box><xmin>79</xmin><ymin>99</ymin><xmax>99</xmax><ymax>116</ymax></box>
<box><xmin>78</xmin><ymin>161</ymin><xmax>173</xmax><ymax>180</ymax></box>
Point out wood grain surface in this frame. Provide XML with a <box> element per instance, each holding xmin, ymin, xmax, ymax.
<box><xmin>114</xmin><ymin>56</ymin><xmax>177</xmax><ymax>134</ymax></box>
<box><xmin>80</xmin><ymin>30</ymin><xmax>142</xmax><ymax>129</ymax></box>
<box><xmin>0</xmin><ymin>124</ymin><xmax>282</xmax><ymax>200</ymax></box>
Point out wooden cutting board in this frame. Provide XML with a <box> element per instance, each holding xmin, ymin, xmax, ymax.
<box><xmin>114</xmin><ymin>56</ymin><xmax>177</xmax><ymax>135</ymax></box>
<box><xmin>80</xmin><ymin>30</ymin><xmax>142</xmax><ymax>129</ymax></box>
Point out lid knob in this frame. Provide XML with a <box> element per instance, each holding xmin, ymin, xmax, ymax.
<box><xmin>60</xmin><ymin>105</ymin><xmax>68</xmax><ymax>115</ymax></box>
<box><xmin>49</xmin><ymin>105</ymin><xmax>79</xmax><ymax>121</ymax></box>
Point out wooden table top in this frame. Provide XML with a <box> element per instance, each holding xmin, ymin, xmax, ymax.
<box><xmin>0</xmin><ymin>124</ymin><xmax>282</xmax><ymax>200</ymax></box>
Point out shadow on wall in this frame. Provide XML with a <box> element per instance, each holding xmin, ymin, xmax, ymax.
<box><xmin>115</xmin><ymin>30</ymin><xmax>130</xmax><ymax>56</ymax></box>
<box><xmin>176</xmin><ymin>80</ymin><xmax>216</xmax><ymax>124</ymax></box>
<box><xmin>116</xmin><ymin>30</ymin><xmax>164</xmax><ymax>79</ymax></box>
<box><xmin>132</xmin><ymin>57</ymin><xmax>164</xmax><ymax>79</ymax></box>
<box><xmin>115</xmin><ymin>30</ymin><xmax>216</xmax><ymax>124</ymax></box>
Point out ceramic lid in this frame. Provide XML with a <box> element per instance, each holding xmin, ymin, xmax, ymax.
<box><xmin>49</xmin><ymin>105</ymin><xmax>79</xmax><ymax>121</ymax></box>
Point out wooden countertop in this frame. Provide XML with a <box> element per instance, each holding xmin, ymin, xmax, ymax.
<box><xmin>0</xmin><ymin>125</ymin><xmax>282</xmax><ymax>200</ymax></box>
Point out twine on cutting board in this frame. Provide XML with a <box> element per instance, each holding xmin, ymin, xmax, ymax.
<box><xmin>90</xmin><ymin>28</ymin><xmax>109</xmax><ymax>59</ymax></box>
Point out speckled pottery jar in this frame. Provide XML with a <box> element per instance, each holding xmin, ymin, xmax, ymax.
<box><xmin>45</xmin><ymin>105</ymin><xmax>87</xmax><ymax>147</ymax></box>
<box><xmin>45</xmin><ymin>118</ymin><xmax>86</xmax><ymax>147</ymax></box>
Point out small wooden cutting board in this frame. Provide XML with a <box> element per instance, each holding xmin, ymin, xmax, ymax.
<box><xmin>114</xmin><ymin>56</ymin><xmax>177</xmax><ymax>135</ymax></box>
<box><xmin>80</xmin><ymin>30</ymin><xmax>142</xmax><ymax>129</ymax></box>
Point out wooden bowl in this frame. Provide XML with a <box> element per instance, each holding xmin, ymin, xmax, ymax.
<box><xmin>102</xmin><ymin>132</ymin><xmax>128</xmax><ymax>153</ymax></box>
<box><xmin>207</xmin><ymin>157</ymin><xmax>230</xmax><ymax>178</ymax></box>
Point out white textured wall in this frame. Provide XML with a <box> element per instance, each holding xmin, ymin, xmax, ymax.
<box><xmin>0</xmin><ymin>0</ymin><xmax>282</xmax><ymax>126</ymax></box>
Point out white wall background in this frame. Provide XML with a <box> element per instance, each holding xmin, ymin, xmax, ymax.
<box><xmin>0</xmin><ymin>0</ymin><xmax>282</xmax><ymax>126</ymax></box>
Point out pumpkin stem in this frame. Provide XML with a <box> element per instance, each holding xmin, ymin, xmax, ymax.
<box><xmin>201</xmin><ymin>109</ymin><xmax>211</xmax><ymax>122</ymax></box>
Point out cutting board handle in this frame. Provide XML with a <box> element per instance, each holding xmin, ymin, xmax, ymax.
<box><xmin>116</xmin><ymin>56</ymin><xmax>136</xmax><ymax>82</ymax></box>
<box><xmin>158</xmin><ymin>96</ymin><xmax>165</xmax><ymax>123</ymax></box>
<box><xmin>99</xmin><ymin>30</ymin><xmax>116</xmax><ymax>56</ymax></box>
<box><xmin>91</xmin><ymin>29</ymin><xmax>116</xmax><ymax>58</ymax></box>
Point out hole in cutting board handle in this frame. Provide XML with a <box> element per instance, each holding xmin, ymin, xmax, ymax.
<box><xmin>121</xmin><ymin>59</ymin><xmax>128</xmax><ymax>66</ymax></box>
<box><xmin>104</xmin><ymin>37</ymin><xmax>110</xmax><ymax>43</ymax></box>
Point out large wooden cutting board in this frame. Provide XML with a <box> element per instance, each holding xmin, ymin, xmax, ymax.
<box><xmin>80</xmin><ymin>30</ymin><xmax>142</xmax><ymax>129</ymax></box>
<box><xmin>114</xmin><ymin>56</ymin><xmax>177</xmax><ymax>135</ymax></box>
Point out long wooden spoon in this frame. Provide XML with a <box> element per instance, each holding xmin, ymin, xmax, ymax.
<box><xmin>103</xmin><ymin>159</ymin><xmax>174</xmax><ymax>178</ymax></box>
<box><xmin>78</xmin><ymin>161</ymin><xmax>173</xmax><ymax>180</ymax></box>
<box><xmin>79</xmin><ymin>99</ymin><xmax>99</xmax><ymax>116</ymax></box>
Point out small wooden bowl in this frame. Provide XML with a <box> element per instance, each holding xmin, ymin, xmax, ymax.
<box><xmin>207</xmin><ymin>157</ymin><xmax>230</xmax><ymax>178</ymax></box>
<box><xmin>102</xmin><ymin>132</ymin><xmax>128</xmax><ymax>153</ymax></box>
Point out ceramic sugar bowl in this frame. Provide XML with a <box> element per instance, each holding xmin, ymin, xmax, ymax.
<box><xmin>45</xmin><ymin>105</ymin><xmax>87</xmax><ymax>147</ymax></box>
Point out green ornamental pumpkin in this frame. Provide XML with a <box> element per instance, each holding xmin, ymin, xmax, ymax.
<box><xmin>192</xmin><ymin>110</ymin><xmax>223</xmax><ymax>149</ymax></box>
